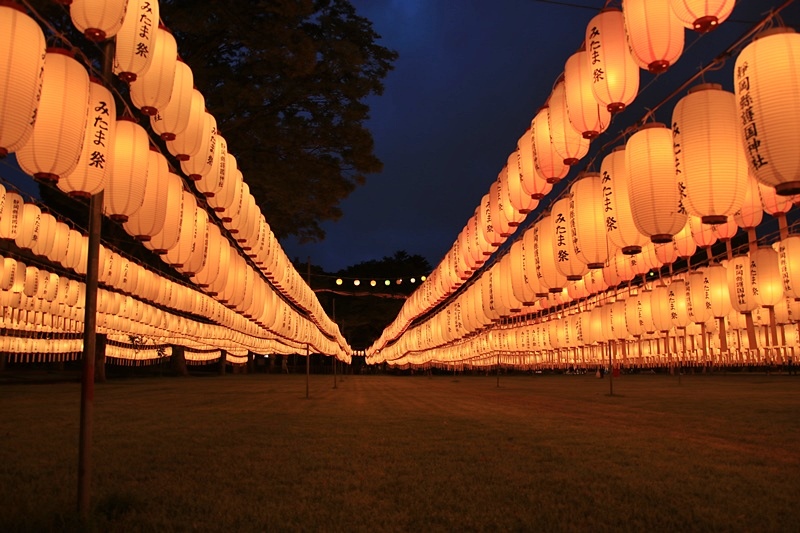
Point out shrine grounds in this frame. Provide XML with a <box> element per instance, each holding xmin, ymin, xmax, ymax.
<box><xmin>1</xmin><ymin>372</ymin><xmax>798</xmax><ymax>532</ymax></box>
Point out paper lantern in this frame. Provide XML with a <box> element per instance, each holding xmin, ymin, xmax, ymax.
<box><xmin>705</xmin><ymin>263</ymin><xmax>732</xmax><ymax>318</ymax></box>
<box><xmin>16</xmin><ymin>49</ymin><xmax>90</xmax><ymax>183</ymax></box>
<box><xmin>726</xmin><ymin>255</ymin><xmax>758</xmax><ymax>313</ymax></box>
<box><xmin>113</xmin><ymin>0</ymin><xmax>159</xmax><ymax>82</ymax></box>
<box><xmin>689</xmin><ymin>215</ymin><xmax>717</xmax><ymax>249</ymax></box>
<box><xmin>569</xmin><ymin>172</ymin><xmax>609</xmax><ymax>269</ymax></box>
<box><xmin>625</xmin><ymin>290</ymin><xmax>655</xmax><ymax>336</ymax></box>
<box><xmin>69</xmin><ymin>0</ymin><xmax>128</xmax><ymax>42</ymax></box>
<box><xmin>669</xmin><ymin>0</ymin><xmax>734</xmax><ymax>32</ymax></box>
<box><xmin>734</xmin><ymin>29</ymin><xmax>800</xmax><ymax>195</ymax></box>
<box><xmin>671</xmin><ymin>219</ymin><xmax>696</xmax><ymax>259</ymax></box>
<box><xmin>776</xmin><ymin>236</ymin><xmax>800</xmax><ymax>299</ymax></box>
<box><xmin>181</xmin><ymin>117</ymin><xmax>219</xmax><ymax>181</ymax></box>
<box><xmin>533</xmin><ymin>213</ymin><xmax>567</xmax><ymax>292</ymax></box>
<box><xmin>548</xmin><ymin>78</ymin><xmax>589</xmax><ymax>165</ymax></box>
<box><xmin>750</xmin><ymin>246</ymin><xmax>783</xmax><ymax>308</ymax></box>
<box><xmin>600</xmin><ymin>147</ymin><xmax>648</xmax><ymax>255</ymax></box>
<box><xmin>143</xmin><ymin>171</ymin><xmax>183</xmax><ymax>254</ymax></box>
<box><xmin>504</xmin><ymin>151</ymin><xmax>537</xmax><ymax>215</ymax></box>
<box><xmin>733</xmin><ymin>171</ymin><xmax>763</xmax><ymax>230</ymax></box>
<box><xmin>122</xmin><ymin>148</ymin><xmax>170</xmax><ymax>240</ymax></box>
<box><xmin>13</xmin><ymin>202</ymin><xmax>40</xmax><ymax>251</ymax></box>
<box><xmin>531</xmin><ymin>107</ymin><xmax>568</xmax><ymax>184</ymax></box>
<box><xmin>627</xmin><ymin>124</ymin><xmax>687</xmax><ymax>243</ymax></box>
<box><xmin>104</xmin><ymin>118</ymin><xmax>148</xmax><ymax>221</ymax></box>
<box><xmin>517</xmin><ymin>128</ymin><xmax>553</xmax><ymax>199</ymax></box>
<box><xmin>673</xmin><ymin>84</ymin><xmax>748</xmax><ymax>223</ymax></box>
<box><xmin>149</xmin><ymin>59</ymin><xmax>194</xmax><ymax>141</ymax></box>
<box><xmin>0</xmin><ymin>189</ymin><xmax>23</xmax><ymax>239</ymax></box>
<box><xmin>129</xmin><ymin>25</ymin><xmax>177</xmax><ymax>116</ymax></box>
<box><xmin>496</xmin><ymin>170</ymin><xmax>524</xmax><ymax>228</ymax></box>
<box><xmin>478</xmin><ymin>193</ymin><xmax>501</xmax><ymax>247</ymax></box>
<box><xmin>585</xmin><ymin>9</ymin><xmax>639</xmax><ymax>114</ymax></box>
<box><xmin>686</xmin><ymin>269</ymin><xmax>712</xmax><ymax>323</ymax></box>
<box><xmin>668</xmin><ymin>278</ymin><xmax>691</xmax><ymax>328</ymax></box>
<box><xmin>45</xmin><ymin>221</ymin><xmax>70</xmax><ymax>264</ymax></box>
<box><xmin>758</xmin><ymin>182</ymin><xmax>793</xmax><ymax>217</ymax></box>
<box><xmin>163</xmin><ymin>88</ymin><xmax>205</xmax><ymax>151</ymax></box>
<box><xmin>564</xmin><ymin>48</ymin><xmax>610</xmax><ymax>139</ymax></box>
<box><xmin>58</xmin><ymin>79</ymin><xmax>116</xmax><ymax>197</ymax></box>
<box><xmin>551</xmin><ymin>197</ymin><xmax>587</xmax><ymax>281</ymax></box>
<box><xmin>176</xmin><ymin>205</ymin><xmax>207</xmax><ymax>276</ymax></box>
<box><xmin>0</xmin><ymin>3</ymin><xmax>45</xmax><ymax>156</ymax></box>
<box><xmin>711</xmin><ymin>216</ymin><xmax>738</xmax><ymax>242</ymax></box>
<box><xmin>623</xmin><ymin>0</ymin><xmax>684</xmax><ymax>73</ymax></box>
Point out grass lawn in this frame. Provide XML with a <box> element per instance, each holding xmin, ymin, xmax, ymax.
<box><xmin>1</xmin><ymin>372</ymin><xmax>799</xmax><ymax>532</ymax></box>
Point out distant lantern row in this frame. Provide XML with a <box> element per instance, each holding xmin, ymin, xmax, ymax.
<box><xmin>367</xmin><ymin>238</ymin><xmax>800</xmax><ymax>367</ymax></box>
<box><xmin>0</xmin><ymin>1</ymin><xmax>351</xmax><ymax>358</ymax></box>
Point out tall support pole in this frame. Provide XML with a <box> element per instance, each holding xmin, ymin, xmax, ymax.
<box><xmin>496</xmin><ymin>350</ymin><xmax>500</xmax><ymax>388</ymax></box>
<box><xmin>78</xmin><ymin>40</ymin><xmax>113</xmax><ymax>518</ymax></box>
<box><xmin>305</xmin><ymin>343</ymin><xmax>310</xmax><ymax>399</ymax></box>
<box><xmin>332</xmin><ymin>298</ymin><xmax>337</xmax><ymax>390</ymax></box>
<box><xmin>608</xmin><ymin>341</ymin><xmax>614</xmax><ymax>397</ymax></box>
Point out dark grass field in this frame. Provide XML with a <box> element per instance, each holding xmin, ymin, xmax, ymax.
<box><xmin>1</xmin><ymin>372</ymin><xmax>799</xmax><ymax>532</ymax></box>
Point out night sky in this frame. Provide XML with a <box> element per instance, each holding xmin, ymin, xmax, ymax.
<box><xmin>282</xmin><ymin>0</ymin><xmax>800</xmax><ymax>273</ymax></box>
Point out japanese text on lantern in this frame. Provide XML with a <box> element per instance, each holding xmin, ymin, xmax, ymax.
<box><xmin>668</xmin><ymin>289</ymin><xmax>678</xmax><ymax>320</ymax></box>
<box><xmin>136</xmin><ymin>2</ymin><xmax>154</xmax><ymax>58</ymax></box>
<box><xmin>568</xmin><ymin>191</ymin><xmax>581</xmax><ymax>255</ymax></box>
<box><xmin>601</xmin><ymin>170</ymin><xmax>616</xmax><ymax>232</ymax></box>
<box><xmin>89</xmin><ymin>101</ymin><xmax>110</xmax><ymax>170</ymax></box>
<box><xmin>672</xmin><ymin>123</ymin><xmax>687</xmax><ymax>215</ymax></box>
<box><xmin>749</xmin><ymin>259</ymin><xmax>759</xmax><ymax>297</ymax></box>
<box><xmin>588</xmin><ymin>26</ymin><xmax>604</xmax><ymax>83</ymax></box>
<box><xmin>703</xmin><ymin>276</ymin><xmax>712</xmax><ymax>310</ymax></box>
<box><xmin>736</xmin><ymin>63</ymin><xmax>769</xmax><ymax>171</ymax></box>
<box><xmin>735</xmin><ymin>263</ymin><xmax>746</xmax><ymax>306</ymax></box>
<box><xmin>779</xmin><ymin>245</ymin><xmax>792</xmax><ymax>293</ymax></box>
<box><xmin>555</xmin><ymin>211</ymin><xmax>568</xmax><ymax>262</ymax></box>
<box><xmin>533</xmin><ymin>225</ymin><xmax>543</xmax><ymax>280</ymax></box>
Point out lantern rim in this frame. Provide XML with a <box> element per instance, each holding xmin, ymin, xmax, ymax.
<box><xmin>622</xmin><ymin>245</ymin><xmax>642</xmax><ymax>255</ymax></box>
<box><xmin>775</xmin><ymin>182</ymin><xmax>800</xmax><ymax>196</ymax></box>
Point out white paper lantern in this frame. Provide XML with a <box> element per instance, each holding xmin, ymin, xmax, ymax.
<box><xmin>113</xmin><ymin>0</ymin><xmax>159</xmax><ymax>82</ymax></box>
<box><xmin>129</xmin><ymin>25</ymin><xmax>177</xmax><ymax>116</ymax></box>
<box><xmin>670</xmin><ymin>0</ymin><xmax>735</xmax><ymax>33</ymax></box>
<box><xmin>104</xmin><ymin>118</ymin><xmax>148</xmax><ymax>221</ymax></box>
<box><xmin>585</xmin><ymin>8</ymin><xmax>639</xmax><ymax>113</ymax></box>
<box><xmin>564</xmin><ymin>48</ymin><xmax>610</xmax><ymax>139</ymax></box>
<box><xmin>69</xmin><ymin>0</ymin><xmax>128</xmax><ymax>42</ymax></box>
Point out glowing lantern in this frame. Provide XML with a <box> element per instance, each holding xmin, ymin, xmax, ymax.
<box><xmin>0</xmin><ymin>189</ymin><xmax>23</xmax><ymax>239</ymax></box>
<box><xmin>585</xmin><ymin>9</ymin><xmax>639</xmax><ymax>114</ymax></box>
<box><xmin>625</xmin><ymin>290</ymin><xmax>655</xmax><ymax>336</ymax></box>
<box><xmin>522</xmin><ymin>225</ymin><xmax>547</xmax><ymax>298</ymax></box>
<box><xmin>504</xmin><ymin>151</ymin><xmax>537</xmax><ymax>215</ymax></box>
<box><xmin>113</xmin><ymin>0</ymin><xmax>159</xmax><ymax>82</ymax></box>
<box><xmin>726</xmin><ymin>255</ymin><xmax>757</xmax><ymax>313</ymax></box>
<box><xmin>750</xmin><ymin>247</ymin><xmax>783</xmax><ymax>308</ymax></box>
<box><xmin>672</xmin><ymin>219</ymin><xmax>697</xmax><ymax>259</ymax></box>
<box><xmin>122</xmin><ymin>148</ymin><xmax>170</xmax><ymax>240</ymax></box>
<box><xmin>517</xmin><ymin>128</ymin><xmax>553</xmax><ymax>199</ymax></box>
<box><xmin>705</xmin><ymin>263</ymin><xmax>732</xmax><ymax>318</ymax></box>
<box><xmin>58</xmin><ymin>80</ymin><xmax>116</xmax><ymax>197</ymax></box>
<box><xmin>181</xmin><ymin>118</ymin><xmax>219</xmax><ymax>182</ymax></box>
<box><xmin>478</xmin><ymin>193</ymin><xmax>501</xmax><ymax>247</ymax></box>
<box><xmin>569</xmin><ymin>172</ymin><xmax>609</xmax><ymax>269</ymax></box>
<box><xmin>45</xmin><ymin>221</ymin><xmax>70</xmax><ymax>264</ymax></box>
<box><xmin>496</xmin><ymin>170</ymin><xmax>524</xmax><ymax>228</ymax></box>
<box><xmin>531</xmin><ymin>107</ymin><xmax>568</xmax><ymax>184</ymax></box>
<box><xmin>776</xmin><ymin>236</ymin><xmax>800</xmax><ymax>299</ymax></box>
<box><xmin>733</xmin><ymin>171</ymin><xmax>763</xmax><ymax>230</ymax></box>
<box><xmin>686</xmin><ymin>269</ymin><xmax>712</xmax><ymax>323</ymax></box>
<box><xmin>164</xmin><ymin>90</ymin><xmax>206</xmax><ymax>155</ymax></box>
<box><xmin>533</xmin><ymin>213</ymin><xmax>567</xmax><ymax>292</ymax></box>
<box><xmin>623</xmin><ymin>0</ymin><xmax>684</xmax><ymax>73</ymax></box>
<box><xmin>734</xmin><ymin>29</ymin><xmax>800</xmax><ymax>195</ymax></box>
<box><xmin>551</xmin><ymin>197</ymin><xmax>587</xmax><ymax>281</ymax></box>
<box><xmin>712</xmin><ymin>216</ymin><xmax>738</xmax><ymax>242</ymax></box>
<box><xmin>548</xmin><ymin>78</ymin><xmax>589</xmax><ymax>165</ymax></box>
<box><xmin>670</xmin><ymin>0</ymin><xmax>734</xmax><ymax>32</ymax></box>
<box><xmin>600</xmin><ymin>147</ymin><xmax>648</xmax><ymax>255</ymax></box>
<box><xmin>564</xmin><ymin>48</ymin><xmax>610</xmax><ymax>139</ymax></box>
<box><xmin>16</xmin><ymin>49</ymin><xmax>90</xmax><ymax>183</ymax></box>
<box><xmin>0</xmin><ymin>3</ymin><xmax>45</xmax><ymax>156</ymax></box>
<box><xmin>672</xmin><ymin>84</ymin><xmax>748</xmax><ymax>223</ymax></box>
<box><xmin>668</xmin><ymin>278</ymin><xmax>691</xmax><ymax>328</ymax></box>
<box><xmin>627</xmin><ymin>124</ymin><xmax>687</xmax><ymax>243</ymax></box>
<box><xmin>13</xmin><ymin>202</ymin><xmax>40</xmax><ymax>250</ymax></box>
<box><xmin>149</xmin><ymin>60</ymin><xmax>194</xmax><ymax>141</ymax></box>
<box><xmin>143</xmin><ymin>171</ymin><xmax>183</xmax><ymax>254</ymax></box>
<box><xmin>758</xmin><ymin>183</ymin><xmax>793</xmax><ymax>217</ymax></box>
<box><xmin>129</xmin><ymin>25</ymin><xmax>177</xmax><ymax>116</ymax></box>
<box><xmin>689</xmin><ymin>215</ymin><xmax>717</xmax><ymax>250</ymax></box>
<box><xmin>69</xmin><ymin>0</ymin><xmax>128</xmax><ymax>42</ymax></box>
<box><xmin>104</xmin><ymin>118</ymin><xmax>148</xmax><ymax>222</ymax></box>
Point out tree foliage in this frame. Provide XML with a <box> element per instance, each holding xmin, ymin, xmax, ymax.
<box><xmin>161</xmin><ymin>0</ymin><xmax>398</xmax><ymax>242</ymax></box>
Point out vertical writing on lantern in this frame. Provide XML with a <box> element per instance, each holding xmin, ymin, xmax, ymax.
<box><xmin>602</xmin><ymin>171</ymin><xmax>615</xmax><ymax>231</ymax></box>
<box><xmin>555</xmin><ymin>211</ymin><xmax>568</xmax><ymax>262</ymax></box>
<box><xmin>672</xmin><ymin>123</ymin><xmax>688</xmax><ymax>215</ymax></box>
<box><xmin>533</xmin><ymin>225</ymin><xmax>543</xmax><ymax>282</ymax></box>
<box><xmin>735</xmin><ymin>262</ymin><xmax>746</xmax><ymax>306</ymax></box>
<box><xmin>136</xmin><ymin>2</ymin><xmax>154</xmax><ymax>59</ymax></box>
<box><xmin>736</xmin><ymin>63</ymin><xmax>769</xmax><ymax>171</ymax></box>
<box><xmin>779</xmin><ymin>244</ymin><xmax>792</xmax><ymax>293</ymax></box>
<box><xmin>589</xmin><ymin>26</ymin><xmax>603</xmax><ymax>84</ymax></box>
<box><xmin>749</xmin><ymin>258</ymin><xmax>760</xmax><ymax>298</ymax></box>
<box><xmin>568</xmin><ymin>191</ymin><xmax>581</xmax><ymax>256</ymax></box>
<box><xmin>90</xmin><ymin>101</ymin><xmax>110</xmax><ymax>170</ymax></box>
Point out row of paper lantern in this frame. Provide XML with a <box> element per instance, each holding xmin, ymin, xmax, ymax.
<box><xmin>367</xmin><ymin>231</ymin><xmax>800</xmax><ymax>364</ymax></box>
<box><xmin>371</xmin><ymin>19</ymin><xmax>800</xmax><ymax>355</ymax></box>
<box><xmin>369</xmin><ymin>162</ymin><xmax>796</xmax><ymax>357</ymax></box>
<box><xmin>0</xmin><ymin>243</ymin><xmax>348</xmax><ymax>360</ymax></box>
<box><xmin>371</xmin><ymin>313</ymin><xmax>800</xmax><ymax>369</ymax></box>
<box><xmin>0</xmin><ymin>2</ymin><xmax>349</xmax><ymax>355</ymax></box>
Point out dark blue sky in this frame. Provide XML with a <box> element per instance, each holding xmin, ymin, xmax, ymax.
<box><xmin>282</xmin><ymin>0</ymin><xmax>800</xmax><ymax>273</ymax></box>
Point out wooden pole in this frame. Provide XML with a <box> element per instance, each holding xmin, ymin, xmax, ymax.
<box><xmin>305</xmin><ymin>343</ymin><xmax>310</xmax><ymax>399</ymax></box>
<box><xmin>332</xmin><ymin>298</ymin><xmax>337</xmax><ymax>389</ymax></box>
<box><xmin>77</xmin><ymin>189</ymin><xmax>103</xmax><ymax>517</ymax></box>
<box><xmin>608</xmin><ymin>341</ymin><xmax>614</xmax><ymax>397</ymax></box>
